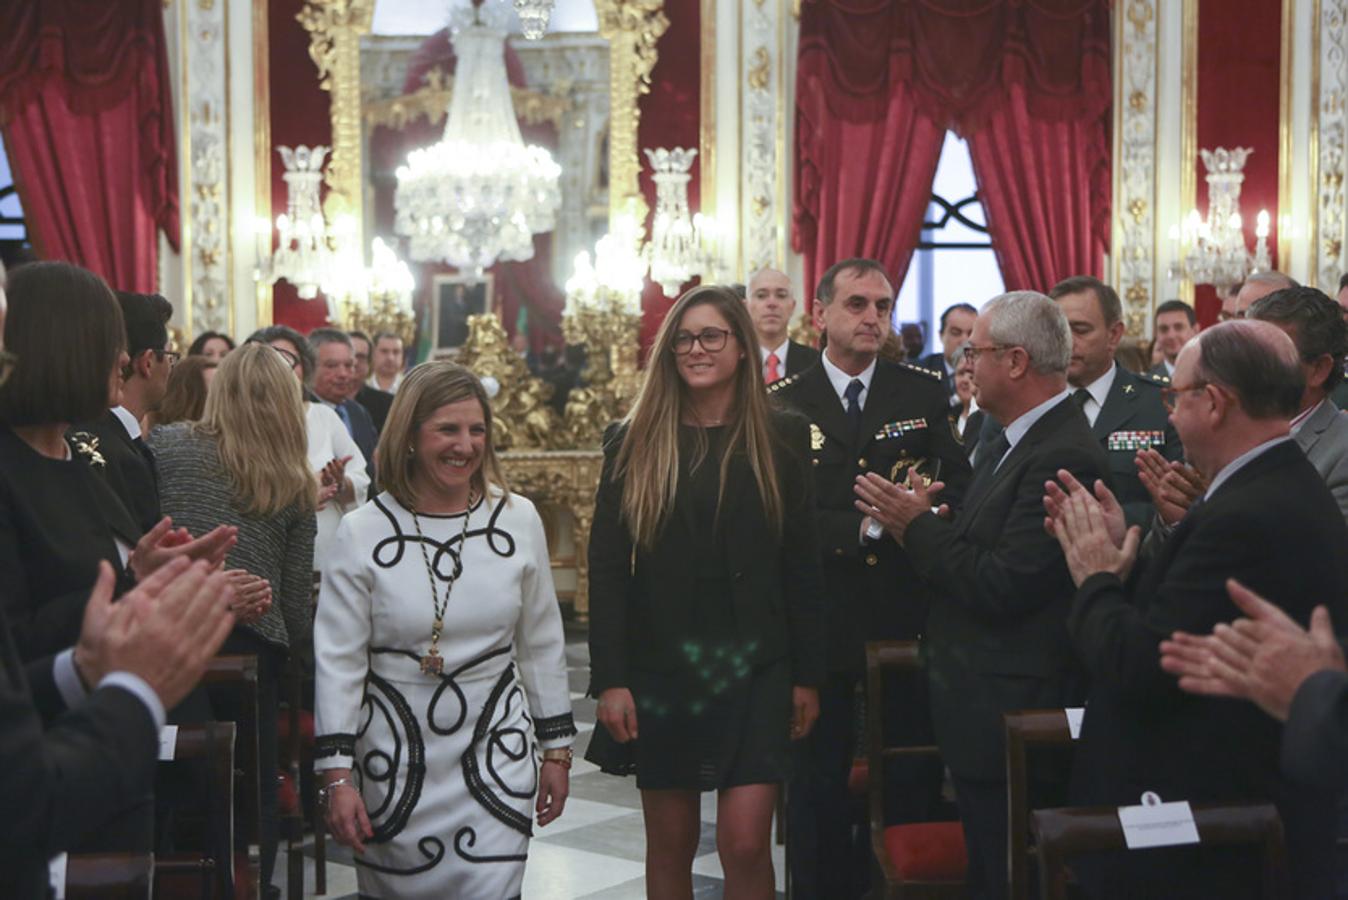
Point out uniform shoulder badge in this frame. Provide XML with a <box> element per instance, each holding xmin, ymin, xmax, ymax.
<box><xmin>767</xmin><ymin>372</ymin><xmax>802</xmax><ymax>393</ymax></box>
<box><xmin>898</xmin><ymin>361</ymin><xmax>943</xmax><ymax>381</ymax></box>
<box><xmin>1146</xmin><ymin>371</ymin><xmax>1170</xmax><ymax>385</ymax></box>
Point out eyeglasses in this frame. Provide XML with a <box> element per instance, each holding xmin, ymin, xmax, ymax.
<box><xmin>273</xmin><ymin>347</ymin><xmax>300</xmax><ymax>368</ymax></box>
<box><xmin>156</xmin><ymin>350</ymin><xmax>182</xmax><ymax>366</ymax></box>
<box><xmin>961</xmin><ymin>343</ymin><xmax>1013</xmax><ymax>363</ymax></box>
<box><xmin>672</xmin><ymin>327</ymin><xmax>733</xmax><ymax>355</ymax></box>
<box><xmin>0</xmin><ymin>350</ymin><xmax>17</xmax><ymax>386</ymax></box>
<box><xmin>1160</xmin><ymin>381</ymin><xmax>1209</xmax><ymax>412</ymax></box>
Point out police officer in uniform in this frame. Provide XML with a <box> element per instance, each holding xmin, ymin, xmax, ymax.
<box><xmin>1049</xmin><ymin>276</ymin><xmax>1181</xmax><ymax>532</ymax></box>
<box><xmin>772</xmin><ymin>258</ymin><xmax>971</xmax><ymax>898</ymax></box>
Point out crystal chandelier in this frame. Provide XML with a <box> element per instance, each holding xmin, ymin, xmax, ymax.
<box><xmin>1167</xmin><ymin>147</ymin><xmax>1272</xmax><ymax>289</ymax></box>
<box><xmin>513</xmin><ymin>0</ymin><xmax>554</xmax><ymax>39</ymax></box>
<box><xmin>644</xmin><ymin>147</ymin><xmax>719</xmax><ymax>297</ymax></box>
<box><xmin>344</xmin><ymin>237</ymin><xmax>417</xmax><ymax>349</ymax></box>
<box><xmin>394</xmin><ymin>2</ymin><xmax>561</xmax><ymax>273</ymax></box>
<box><xmin>565</xmin><ymin>213</ymin><xmax>648</xmax><ymax>314</ymax></box>
<box><xmin>258</xmin><ymin>145</ymin><xmax>355</xmax><ymax>300</ymax></box>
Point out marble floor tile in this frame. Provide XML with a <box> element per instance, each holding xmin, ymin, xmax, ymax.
<box><xmin>521</xmin><ymin>842</ymin><xmax>646</xmax><ymax>898</ymax></box>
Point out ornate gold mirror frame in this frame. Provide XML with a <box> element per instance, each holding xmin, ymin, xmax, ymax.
<box><xmin>294</xmin><ymin>0</ymin><xmax>669</xmax><ymax>619</ymax></box>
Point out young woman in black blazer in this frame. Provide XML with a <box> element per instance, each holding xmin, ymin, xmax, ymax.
<box><xmin>587</xmin><ymin>284</ymin><xmax>825</xmax><ymax>899</ymax></box>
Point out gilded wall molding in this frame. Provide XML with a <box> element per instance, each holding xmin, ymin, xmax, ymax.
<box><xmin>1316</xmin><ymin>0</ymin><xmax>1348</xmax><ymax>290</ymax></box>
<box><xmin>1113</xmin><ymin>0</ymin><xmax>1159</xmax><ymax>336</ymax></box>
<box><xmin>182</xmin><ymin>0</ymin><xmax>233</xmax><ymax>337</ymax></box>
<box><xmin>297</xmin><ymin>0</ymin><xmax>373</xmax><ymax>235</ymax></box>
<box><xmin>739</xmin><ymin>0</ymin><xmax>785</xmax><ymax>274</ymax></box>
<box><xmin>594</xmin><ymin>0</ymin><xmax>669</xmax><ymax>225</ymax></box>
<box><xmin>362</xmin><ymin>69</ymin><xmax>573</xmax><ymax>131</ymax></box>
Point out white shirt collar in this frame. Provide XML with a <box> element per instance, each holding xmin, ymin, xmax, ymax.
<box><xmin>369</xmin><ymin>372</ymin><xmax>403</xmax><ymax>392</ymax></box>
<box><xmin>1290</xmin><ymin>398</ymin><xmax>1328</xmax><ymax>435</ymax></box>
<box><xmin>1164</xmin><ymin>358</ymin><xmax>1176</xmax><ymax>377</ymax></box>
<box><xmin>1203</xmin><ymin>435</ymin><xmax>1293</xmax><ymax>500</ymax></box>
<box><xmin>1073</xmin><ymin>364</ymin><xmax>1117</xmax><ymax>426</ymax></box>
<box><xmin>1000</xmin><ymin>390</ymin><xmax>1073</xmax><ymax>464</ymax></box>
<box><xmin>821</xmin><ymin>351</ymin><xmax>878</xmax><ymax>410</ymax></box>
<box><xmin>759</xmin><ymin>339</ymin><xmax>789</xmax><ymax>365</ymax></box>
<box><xmin>111</xmin><ymin>405</ymin><xmax>141</xmax><ymax>441</ymax></box>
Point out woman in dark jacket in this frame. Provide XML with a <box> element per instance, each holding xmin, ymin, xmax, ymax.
<box><xmin>587</xmin><ymin>284</ymin><xmax>824</xmax><ymax>899</ymax></box>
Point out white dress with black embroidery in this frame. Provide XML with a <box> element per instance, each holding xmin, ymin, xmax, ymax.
<box><xmin>314</xmin><ymin>488</ymin><xmax>575</xmax><ymax>899</ymax></box>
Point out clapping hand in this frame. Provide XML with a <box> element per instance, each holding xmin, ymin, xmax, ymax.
<box><xmin>224</xmin><ymin>570</ymin><xmax>272</xmax><ymax>624</ymax></box>
<box><xmin>318</xmin><ymin>455</ymin><xmax>353</xmax><ymax>510</ymax></box>
<box><xmin>1159</xmin><ymin>579</ymin><xmax>1347</xmax><ymax>721</ymax></box>
<box><xmin>853</xmin><ymin>468</ymin><xmax>946</xmax><ymax>546</ymax></box>
<box><xmin>1136</xmin><ymin>449</ymin><xmax>1207</xmax><ymax>525</ymax></box>
<box><xmin>1043</xmin><ymin>469</ymin><xmax>1139</xmax><ymax>586</ymax></box>
<box><xmin>129</xmin><ymin>517</ymin><xmax>237</xmax><ymax>582</ymax></box>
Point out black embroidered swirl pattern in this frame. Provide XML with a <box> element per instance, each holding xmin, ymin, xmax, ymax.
<box><xmin>354</xmin><ymin>836</ymin><xmax>446</xmax><ymax>876</ymax></box>
<box><xmin>370</xmin><ymin>494</ymin><xmax>516</xmax><ymax>575</ymax></box>
<box><xmin>454</xmin><ymin>826</ymin><xmax>529</xmax><ymax>864</ymax></box>
<box><xmin>462</xmin><ymin>663</ymin><xmax>536</xmax><ymax>839</ymax></box>
<box><xmin>357</xmin><ymin>670</ymin><xmax>426</xmax><ymax>845</ymax></box>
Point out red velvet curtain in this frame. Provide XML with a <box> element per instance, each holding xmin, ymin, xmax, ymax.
<box><xmin>793</xmin><ymin>0</ymin><xmax>1111</xmax><ymax>302</ymax></box>
<box><xmin>0</xmin><ymin>0</ymin><xmax>179</xmax><ymax>292</ymax></box>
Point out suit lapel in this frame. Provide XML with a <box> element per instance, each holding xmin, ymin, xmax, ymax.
<box><xmin>1295</xmin><ymin>400</ymin><xmax>1336</xmax><ymax>457</ymax></box>
<box><xmin>1091</xmin><ymin>366</ymin><xmax>1137</xmax><ymax>440</ymax></box>
<box><xmin>957</xmin><ymin>398</ymin><xmax>1071</xmax><ymax>528</ymax></box>
<box><xmin>857</xmin><ymin>361</ymin><xmax>900</xmax><ymax>450</ymax></box>
<box><xmin>795</xmin><ymin>365</ymin><xmax>855</xmax><ymax>448</ymax></box>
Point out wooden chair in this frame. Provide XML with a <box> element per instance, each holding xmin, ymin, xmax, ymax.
<box><xmin>864</xmin><ymin>641</ymin><xmax>967</xmax><ymax>899</ymax></box>
<box><xmin>155</xmin><ymin>721</ymin><xmax>237</xmax><ymax>898</ymax></box>
<box><xmin>278</xmin><ymin>649</ymin><xmax>322</xmax><ymax>897</ymax></box>
<box><xmin>1003</xmin><ymin>709</ymin><xmax>1076</xmax><ymax>900</ymax></box>
<box><xmin>202</xmin><ymin>654</ymin><xmax>262</xmax><ymax>897</ymax></box>
<box><xmin>65</xmin><ymin>853</ymin><xmax>154</xmax><ymax>899</ymax></box>
<box><xmin>1030</xmin><ymin>802</ymin><xmax>1287</xmax><ymax>900</ymax></box>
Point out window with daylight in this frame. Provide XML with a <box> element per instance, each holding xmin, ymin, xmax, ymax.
<box><xmin>0</xmin><ymin>134</ymin><xmax>30</xmax><ymax>267</ymax></box>
<box><xmin>894</xmin><ymin>131</ymin><xmax>1004</xmax><ymax>355</ymax></box>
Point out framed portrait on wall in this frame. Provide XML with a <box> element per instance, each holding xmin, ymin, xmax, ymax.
<box><xmin>431</xmin><ymin>273</ymin><xmax>494</xmax><ymax>352</ymax></box>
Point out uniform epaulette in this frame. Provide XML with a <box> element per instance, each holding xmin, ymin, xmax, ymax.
<box><xmin>767</xmin><ymin>372</ymin><xmax>802</xmax><ymax>393</ymax></box>
<box><xmin>899</xmin><ymin>361</ymin><xmax>943</xmax><ymax>381</ymax></box>
<box><xmin>1145</xmin><ymin>371</ymin><xmax>1170</xmax><ymax>385</ymax></box>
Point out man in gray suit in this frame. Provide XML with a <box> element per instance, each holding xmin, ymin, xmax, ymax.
<box><xmin>1248</xmin><ymin>286</ymin><xmax>1348</xmax><ymax>522</ymax></box>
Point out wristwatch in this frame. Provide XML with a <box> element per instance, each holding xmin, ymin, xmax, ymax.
<box><xmin>541</xmin><ymin>747</ymin><xmax>574</xmax><ymax>769</ymax></box>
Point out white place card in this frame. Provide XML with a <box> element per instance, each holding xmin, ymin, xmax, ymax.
<box><xmin>1064</xmin><ymin>707</ymin><xmax>1084</xmax><ymax>740</ymax></box>
<box><xmin>158</xmin><ymin>725</ymin><xmax>179</xmax><ymax>761</ymax></box>
<box><xmin>1117</xmin><ymin>792</ymin><xmax>1200</xmax><ymax>849</ymax></box>
<box><xmin>48</xmin><ymin>852</ymin><xmax>67</xmax><ymax>900</ymax></box>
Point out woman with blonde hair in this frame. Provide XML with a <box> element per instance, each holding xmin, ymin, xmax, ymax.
<box><xmin>314</xmin><ymin>361</ymin><xmax>573</xmax><ymax>899</ymax></box>
<box><xmin>151</xmin><ymin>341</ymin><xmax>318</xmax><ymax>888</ymax></box>
<box><xmin>587</xmin><ymin>284</ymin><xmax>825</xmax><ymax>899</ymax></box>
<box><xmin>148</xmin><ymin>354</ymin><xmax>216</xmax><ymax>429</ymax></box>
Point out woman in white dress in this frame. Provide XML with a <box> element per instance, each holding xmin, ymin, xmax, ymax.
<box><xmin>247</xmin><ymin>325</ymin><xmax>369</xmax><ymax>570</ymax></box>
<box><xmin>314</xmin><ymin>361</ymin><xmax>574</xmax><ymax>899</ymax></box>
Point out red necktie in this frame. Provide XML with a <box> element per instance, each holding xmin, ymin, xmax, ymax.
<box><xmin>765</xmin><ymin>353</ymin><xmax>781</xmax><ymax>384</ymax></box>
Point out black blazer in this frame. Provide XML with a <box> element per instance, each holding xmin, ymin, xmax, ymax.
<box><xmin>0</xmin><ymin>605</ymin><xmax>158</xmax><ymax>900</ymax></box>
<box><xmin>355</xmin><ymin>384</ymin><xmax>393</xmax><ymax>434</ymax></box>
<box><xmin>1068</xmin><ymin>440</ymin><xmax>1348</xmax><ymax>898</ymax></box>
<box><xmin>338</xmin><ymin>399</ymin><xmax>379</xmax><ymax>491</ymax></box>
<box><xmin>771</xmin><ymin>358</ymin><xmax>972</xmax><ymax>673</ymax></box>
<box><xmin>587</xmin><ymin>412</ymin><xmax>825</xmax><ymax>693</ymax></box>
<box><xmin>74</xmin><ymin>410</ymin><xmax>161</xmax><ymax>534</ymax></box>
<box><xmin>1283</xmin><ymin>669</ymin><xmax>1348</xmax><ymax>791</ymax></box>
<box><xmin>903</xmin><ymin>396</ymin><xmax>1111</xmax><ymax>779</ymax></box>
<box><xmin>1088</xmin><ymin>364</ymin><xmax>1182</xmax><ymax>531</ymax></box>
<box><xmin>0</xmin><ymin>426</ymin><xmax>140</xmax><ymax>660</ymax></box>
<box><xmin>784</xmin><ymin>340</ymin><xmax>820</xmax><ymax>377</ymax></box>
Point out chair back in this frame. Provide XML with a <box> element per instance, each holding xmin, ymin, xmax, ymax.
<box><xmin>156</xmin><ymin>721</ymin><xmax>236</xmax><ymax>898</ymax></box>
<box><xmin>1030</xmin><ymin>802</ymin><xmax>1287</xmax><ymax>900</ymax></box>
<box><xmin>1004</xmin><ymin>709</ymin><xmax>1075</xmax><ymax>900</ymax></box>
<box><xmin>65</xmin><ymin>853</ymin><xmax>154</xmax><ymax>899</ymax></box>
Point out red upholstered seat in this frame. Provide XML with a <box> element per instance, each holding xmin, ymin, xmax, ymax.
<box><xmin>277</xmin><ymin>770</ymin><xmax>300</xmax><ymax>817</ymax></box>
<box><xmin>277</xmin><ymin>709</ymin><xmax>314</xmax><ymax>746</ymax></box>
<box><xmin>848</xmin><ymin>758</ymin><xmax>868</xmax><ymax>796</ymax></box>
<box><xmin>883</xmin><ymin>822</ymin><xmax>968</xmax><ymax>882</ymax></box>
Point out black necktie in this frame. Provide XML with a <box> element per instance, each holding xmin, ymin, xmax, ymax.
<box><xmin>964</xmin><ymin>431</ymin><xmax>1011</xmax><ymax>511</ymax></box>
<box><xmin>1072</xmin><ymin>388</ymin><xmax>1092</xmax><ymax>410</ymax></box>
<box><xmin>844</xmin><ymin>379</ymin><xmax>864</xmax><ymax>442</ymax></box>
<box><xmin>132</xmin><ymin>435</ymin><xmax>159</xmax><ymax>489</ymax></box>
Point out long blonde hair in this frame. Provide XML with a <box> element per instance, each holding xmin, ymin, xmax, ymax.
<box><xmin>197</xmin><ymin>342</ymin><xmax>316</xmax><ymax>516</ymax></box>
<box><xmin>617</xmin><ymin>284</ymin><xmax>783</xmax><ymax>549</ymax></box>
<box><xmin>377</xmin><ymin>362</ymin><xmax>509</xmax><ymax>508</ymax></box>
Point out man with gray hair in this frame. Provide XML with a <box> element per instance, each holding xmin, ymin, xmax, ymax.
<box><xmin>1047</xmin><ymin>319</ymin><xmax>1348</xmax><ymax>898</ymax></box>
<box><xmin>856</xmin><ymin>291</ymin><xmax>1110</xmax><ymax>900</ymax></box>
<box><xmin>309</xmin><ymin>327</ymin><xmax>378</xmax><ymax>489</ymax></box>
<box><xmin>1227</xmin><ymin>270</ymin><xmax>1298</xmax><ymax>320</ymax></box>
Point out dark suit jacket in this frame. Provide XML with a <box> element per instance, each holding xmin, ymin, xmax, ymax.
<box><xmin>0</xmin><ymin>606</ymin><xmax>159</xmax><ymax>899</ymax></box>
<box><xmin>771</xmin><ymin>359</ymin><xmax>971</xmax><ymax>674</ymax></box>
<box><xmin>355</xmin><ymin>384</ymin><xmax>393</xmax><ymax>434</ymax></box>
<box><xmin>1069</xmin><ymin>440</ymin><xmax>1348</xmax><ymax>898</ymax></box>
<box><xmin>74</xmin><ymin>410</ymin><xmax>161</xmax><ymax>534</ymax></box>
<box><xmin>338</xmin><ymin>399</ymin><xmax>379</xmax><ymax>491</ymax></box>
<box><xmin>903</xmin><ymin>396</ymin><xmax>1110</xmax><ymax>779</ymax></box>
<box><xmin>1089</xmin><ymin>364</ymin><xmax>1182</xmax><ymax>531</ymax></box>
<box><xmin>1283</xmin><ymin>668</ymin><xmax>1348</xmax><ymax>790</ymax></box>
<box><xmin>784</xmin><ymin>340</ymin><xmax>820</xmax><ymax>377</ymax></box>
<box><xmin>588</xmin><ymin>412</ymin><xmax>825</xmax><ymax>693</ymax></box>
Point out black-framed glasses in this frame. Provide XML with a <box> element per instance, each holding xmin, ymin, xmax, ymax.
<box><xmin>0</xmin><ymin>350</ymin><xmax>17</xmax><ymax>387</ymax></box>
<box><xmin>672</xmin><ymin>327</ymin><xmax>733</xmax><ymax>355</ymax></box>
<box><xmin>961</xmin><ymin>343</ymin><xmax>1012</xmax><ymax>363</ymax></box>
<box><xmin>1160</xmin><ymin>381</ymin><xmax>1210</xmax><ymax>412</ymax></box>
<box><xmin>156</xmin><ymin>349</ymin><xmax>182</xmax><ymax>366</ymax></box>
<box><xmin>273</xmin><ymin>347</ymin><xmax>300</xmax><ymax>369</ymax></box>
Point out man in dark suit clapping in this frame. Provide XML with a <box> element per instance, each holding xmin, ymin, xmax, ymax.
<box><xmin>856</xmin><ymin>291</ymin><xmax>1110</xmax><ymax>900</ymax></box>
<box><xmin>1047</xmin><ymin>319</ymin><xmax>1348</xmax><ymax>899</ymax></box>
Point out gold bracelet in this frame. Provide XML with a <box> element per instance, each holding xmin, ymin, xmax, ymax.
<box><xmin>541</xmin><ymin>747</ymin><xmax>573</xmax><ymax>769</ymax></box>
